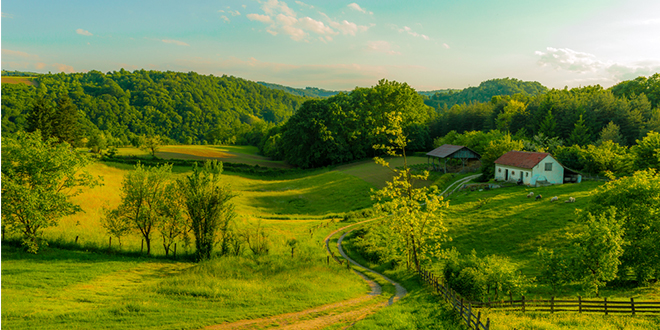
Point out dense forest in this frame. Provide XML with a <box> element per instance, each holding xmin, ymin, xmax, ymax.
<box><xmin>1</xmin><ymin>70</ymin><xmax>307</xmax><ymax>145</ymax></box>
<box><xmin>424</xmin><ymin>77</ymin><xmax>548</xmax><ymax>109</ymax></box>
<box><xmin>257</xmin><ymin>81</ymin><xmax>341</xmax><ymax>98</ymax></box>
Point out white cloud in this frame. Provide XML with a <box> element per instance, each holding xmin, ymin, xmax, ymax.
<box><xmin>2</xmin><ymin>12</ymin><xmax>13</xmax><ymax>18</ymax></box>
<box><xmin>247</xmin><ymin>13</ymin><xmax>273</xmax><ymax>23</ymax></box>
<box><xmin>298</xmin><ymin>17</ymin><xmax>335</xmax><ymax>35</ymax></box>
<box><xmin>54</xmin><ymin>63</ymin><xmax>75</xmax><ymax>73</ymax></box>
<box><xmin>443</xmin><ymin>43</ymin><xmax>450</xmax><ymax>49</ymax></box>
<box><xmin>261</xmin><ymin>0</ymin><xmax>295</xmax><ymax>17</ymax></box>
<box><xmin>367</xmin><ymin>41</ymin><xmax>401</xmax><ymax>55</ymax></box>
<box><xmin>228</xmin><ymin>10</ymin><xmax>241</xmax><ymax>16</ymax></box>
<box><xmin>295</xmin><ymin>1</ymin><xmax>314</xmax><ymax>9</ymax></box>
<box><xmin>281</xmin><ymin>24</ymin><xmax>306</xmax><ymax>41</ymax></box>
<box><xmin>162</xmin><ymin>39</ymin><xmax>190</xmax><ymax>46</ymax></box>
<box><xmin>398</xmin><ymin>26</ymin><xmax>429</xmax><ymax>40</ymax></box>
<box><xmin>2</xmin><ymin>49</ymin><xmax>39</xmax><ymax>59</ymax></box>
<box><xmin>76</xmin><ymin>28</ymin><xmax>93</xmax><ymax>36</ymax></box>
<box><xmin>347</xmin><ymin>3</ymin><xmax>372</xmax><ymax>15</ymax></box>
<box><xmin>276</xmin><ymin>13</ymin><xmax>298</xmax><ymax>26</ymax></box>
<box><xmin>535</xmin><ymin>46</ymin><xmax>660</xmax><ymax>83</ymax></box>
<box><xmin>221</xmin><ymin>15</ymin><xmax>231</xmax><ymax>23</ymax></box>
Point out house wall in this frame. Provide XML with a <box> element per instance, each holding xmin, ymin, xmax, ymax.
<box><xmin>494</xmin><ymin>155</ymin><xmax>564</xmax><ymax>185</ymax></box>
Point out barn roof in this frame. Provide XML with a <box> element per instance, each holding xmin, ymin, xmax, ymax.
<box><xmin>494</xmin><ymin>151</ymin><xmax>551</xmax><ymax>169</ymax></box>
<box><xmin>426</xmin><ymin>144</ymin><xmax>480</xmax><ymax>159</ymax></box>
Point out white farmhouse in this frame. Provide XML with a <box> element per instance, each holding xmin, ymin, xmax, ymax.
<box><xmin>493</xmin><ymin>150</ymin><xmax>580</xmax><ymax>186</ymax></box>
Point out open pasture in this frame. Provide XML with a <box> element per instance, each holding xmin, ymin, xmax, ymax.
<box><xmin>335</xmin><ymin>156</ymin><xmax>430</xmax><ymax>189</ymax></box>
<box><xmin>1</xmin><ymin>76</ymin><xmax>38</xmax><ymax>86</ymax></box>
<box><xmin>115</xmin><ymin>145</ymin><xmax>291</xmax><ymax>168</ymax></box>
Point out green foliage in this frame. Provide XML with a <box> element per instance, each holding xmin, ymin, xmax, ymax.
<box><xmin>611</xmin><ymin>73</ymin><xmax>660</xmax><ymax>108</ymax></box>
<box><xmin>425</xmin><ymin>77</ymin><xmax>547</xmax><ymax>109</ymax></box>
<box><xmin>139</xmin><ymin>135</ymin><xmax>163</xmax><ymax>157</ymax></box>
<box><xmin>536</xmin><ymin>247</ymin><xmax>571</xmax><ymax>293</ymax></box>
<box><xmin>632</xmin><ymin>131</ymin><xmax>660</xmax><ymax>171</ymax></box>
<box><xmin>554</xmin><ymin>141</ymin><xmax>633</xmax><ymax>176</ymax></box>
<box><xmin>443</xmin><ymin>249</ymin><xmax>533</xmax><ymax>301</ymax></box>
<box><xmin>109</xmin><ymin>163</ymin><xmax>178</xmax><ymax>255</ymax></box>
<box><xmin>433</xmin><ymin>130</ymin><xmax>505</xmax><ymax>155</ymax></box>
<box><xmin>584</xmin><ymin>170</ymin><xmax>660</xmax><ymax>283</ymax></box>
<box><xmin>568</xmin><ymin>207</ymin><xmax>624</xmax><ymax>296</ymax></box>
<box><xmin>598</xmin><ymin>121</ymin><xmax>625</xmax><ymax>145</ymax></box>
<box><xmin>279</xmin><ymin>79</ymin><xmax>432</xmax><ymax>168</ymax></box>
<box><xmin>1</xmin><ymin>131</ymin><xmax>98</xmax><ymax>253</ymax></box>
<box><xmin>257</xmin><ymin>81</ymin><xmax>341</xmax><ymax>98</ymax></box>
<box><xmin>567</xmin><ymin>114</ymin><xmax>591</xmax><ymax>146</ymax></box>
<box><xmin>178</xmin><ymin>160</ymin><xmax>237</xmax><ymax>261</ymax></box>
<box><xmin>1</xmin><ymin>70</ymin><xmax>306</xmax><ymax>146</ymax></box>
<box><xmin>479</xmin><ymin>134</ymin><xmax>525</xmax><ymax>181</ymax></box>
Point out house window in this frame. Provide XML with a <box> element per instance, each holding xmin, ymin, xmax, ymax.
<box><xmin>526</xmin><ymin>172</ymin><xmax>529</xmax><ymax>177</ymax></box>
<box><xmin>545</xmin><ymin>163</ymin><xmax>553</xmax><ymax>171</ymax></box>
<box><xmin>498</xmin><ymin>168</ymin><xmax>501</xmax><ymax>173</ymax></box>
<box><xmin>512</xmin><ymin>171</ymin><xmax>515</xmax><ymax>175</ymax></box>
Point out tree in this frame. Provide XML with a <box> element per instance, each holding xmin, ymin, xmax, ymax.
<box><xmin>371</xmin><ymin>112</ymin><xmax>449</xmax><ymax>271</ymax></box>
<box><xmin>51</xmin><ymin>94</ymin><xmax>81</xmax><ymax>145</ymax></box>
<box><xmin>111</xmin><ymin>163</ymin><xmax>174</xmax><ymax>255</ymax></box>
<box><xmin>584</xmin><ymin>170</ymin><xmax>660</xmax><ymax>283</ymax></box>
<box><xmin>538</xmin><ymin>110</ymin><xmax>557</xmax><ymax>138</ymax></box>
<box><xmin>598</xmin><ymin>121</ymin><xmax>625</xmax><ymax>145</ymax></box>
<box><xmin>479</xmin><ymin>134</ymin><xmax>524</xmax><ymax>181</ymax></box>
<box><xmin>157</xmin><ymin>182</ymin><xmax>187</xmax><ymax>256</ymax></box>
<box><xmin>632</xmin><ymin>131</ymin><xmax>660</xmax><ymax>171</ymax></box>
<box><xmin>102</xmin><ymin>207</ymin><xmax>132</xmax><ymax>248</ymax></box>
<box><xmin>26</xmin><ymin>96</ymin><xmax>54</xmax><ymax>142</ymax></box>
<box><xmin>140</xmin><ymin>135</ymin><xmax>163</xmax><ymax>157</ymax></box>
<box><xmin>567</xmin><ymin>114</ymin><xmax>591</xmax><ymax>146</ymax></box>
<box><xmin>568</xmin><ymin>207</ymin><xmax>624</xmax><ymax>296</ymax></box>
<box><xmin>178</xmin><ymin>160</ymin><xmax>237</xmax><ymax>261</ymax></box>
<box><xmin>1</xmin><ymin>131</ymin><xmax>98</xmax><ymax>252</ymax></box>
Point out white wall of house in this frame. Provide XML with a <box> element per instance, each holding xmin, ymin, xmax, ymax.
<box><xmin>494</xmin><ymin>155</ymin><xmax>564</xmax><ymax>185</ymax></box>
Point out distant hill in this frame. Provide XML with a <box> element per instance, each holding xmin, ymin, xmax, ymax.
<box><xmin>417</xmin><ymin>89</ymin><xmax>459</xmax><ymax>97</ymax></box>
<box><xmin>1</xmin><ymin>70</ymin><xmax>41</xmax><ymax>77</ymax></box>
<box><xmin>1</xmin><ymin>70</ymin><xmax>307</xmax><ymax>144</ymax></box>
<box><xmin>257</xmin><ymin>81</ymin><xmax>342</xmax><ymax>98</ymax></box>
<box><xmin>424</xmin><ymin>78</ymin><xmax>548</xmax><ymax>109</ymax></box>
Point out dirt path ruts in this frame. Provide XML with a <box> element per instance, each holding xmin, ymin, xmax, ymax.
<box><xmin>204</xmin><ymin>218</ymin><xmax>404</xmax><ymax>330</ymax></box>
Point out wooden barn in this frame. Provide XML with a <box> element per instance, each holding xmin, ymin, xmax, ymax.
<box><xmin>426</xmin><ymin>144</ymin><xmax>481</xmax><ymax>173</ymax></box>
<box><xmin>494</xmin><ymin>150</ymin><xmax>581</xmax><ymax>186</ymax></box>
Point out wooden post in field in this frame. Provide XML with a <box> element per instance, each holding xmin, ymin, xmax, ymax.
<box><xmin>578</xmin><ymin>296</ymin><xmax>582</xmax><ymax>313</ymax></box>
<box><xmin>631</xmin><ymin>297</ymin><xmax>636</xmax><ymax>316</ymax></box>
<box><xmin>174</xmin><ymin>243</ymin><xmax>177</xmax><ymax>259</ymax></box>
<box><xmin>486</xmin><ymin>318</ymin><xmax>490</xmax><ymax>330</ymax></box>
<box><xmin>467</xmin><ymin>303</ymin><xmax>472</xmax><ymax>327</ymax></box>
<box><xmin>604</xmin><ymin>297</ymin><xmax>608</xmax><ymax>315</ymax></box>
<box><xmin>476</xmin><ymin>311</ymin><xmax>481</xmax><ymax>329</ymax></box>
<box><xmin>141</xmin><ymin>239</ymin><xmax>144</xmax><ymax>254</ymax></box>
<box><xmin>75</xmin><ymin>236</ymin><xmax>79</xmax><ymax>244</ymax></box>
<box><xmin>109</xmin><ymin>237</ymin><xmax>112</xmax><ymax>249</ymax></box>
<box><xmin>551</xmin><ymin>296</ymin><xmax>555</xmax><ymax>314</ymax></box>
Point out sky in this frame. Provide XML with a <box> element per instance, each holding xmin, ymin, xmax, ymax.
<box><xmin>1</xmin><ymin>0</ymin><xmax>660</xmax><ymax>91</ymax></box>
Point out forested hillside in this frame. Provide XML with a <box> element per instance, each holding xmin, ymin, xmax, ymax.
<box><xmin>257</xmin><ymin>81</ymin><xmax>341</xmax><ymax>98</ymax></box>
<box><xmin>425</xmin><ymin>77</ymin><xmax>548</xmax><ymax>109</ymax></box>
<box><xmin>1</xmin><ymin>70</ymin><xmax>307</xmax><ymax>145</ymax></box>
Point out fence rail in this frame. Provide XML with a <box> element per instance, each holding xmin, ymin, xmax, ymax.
<box><xmin>416</xmin><ymin>267</ymin><xmax>660</xmax><ymax>329</ymax></box>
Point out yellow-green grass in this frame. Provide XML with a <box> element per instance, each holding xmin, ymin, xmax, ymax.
<box><xmin>336</xmin><ymin>156</ymin><xmax>431</xmax><ymax>189</ymax></box>
<box><xmin>40</xmin><ymin>161</ymin><xmax>375</xmax><ymax>255</ymax></box>
<box><xmin>481</xmin><ymin>310</ymin><xmax>660</xmax><ymax>330</ymax></box>
<box><xmin>1</xmin><ymin>76</ymin><xmax>38</xmax><ymax>86</ymax></box>
<box><xmin>115</xmin><ymin>145</ymin><xmax>291</xmax><ymax>168</ymax></box>
<box><xmin>1</xmin><ymin>236</ymin><xmax>370</xmax><ymax>329</ymax></box>
<box><xmin>440</xmin><ymin>180</ymin><xmax>660</xmax><ymax>300</ymax></box>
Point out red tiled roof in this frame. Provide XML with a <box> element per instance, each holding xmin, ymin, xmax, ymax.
<box><xmin>494</xmin><ymin>151</ymin><xmax>550</xmax><ymax>169</ymax></box>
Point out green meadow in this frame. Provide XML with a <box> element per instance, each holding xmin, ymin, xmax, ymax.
<box><xmin>4</xmin><ymin>145</ymin><xmax>660</xmax><ymax>329</ymax></box>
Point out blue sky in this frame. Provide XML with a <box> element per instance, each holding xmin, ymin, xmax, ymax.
<box><xmin>2</xmin><ymin>0</ymin><xmax>659</xmax><ymax>90</ymax></box>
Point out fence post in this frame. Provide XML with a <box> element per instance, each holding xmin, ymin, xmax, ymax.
<box><xmin>522</xmin><ymin>295</ymin><xmax>525</xmax><ymax>313</ymax></box>
<box><xmin>460</xmin><ymin>298</ymin><xmax>465</xmax><ymax>322</ymax></box>
<box><xmin>604</xmin><ymin>297</ymin><xmax>608</xmax><ymax>315</ymax></box>
<box><xmin>109</xmin><ymin>237</ymin><xmax>112</xmax><ymax>249</ymax></box>
<box><xmin>631</xmin><ymin>297</ymin><xmax>635</xmax><ymax>316</ymax></box>
<box><xmin>476</xmin><ymin>311</ymin><xmax>482</xmax><ymax>329</ymax></box>
<box><xmin>551</xmin><ymin>296</ymin><xmax>555</xmax><ymax>314</ymax></box>
<box><xmin>75</xmin><ymin>236</ymin><xmax>79</xmax><ymax>244</ymax></box>
<box><xmin>467</xmin><ymin>303</ymin><xmax>472</xmax><ymax>328</ymax></box>
<box><xmin>578</xmin><ymin>296</ymin><xmax>582</xmax><ymax>314</ymax></box>
<box><xmin>486</xmin><ymin>318</ymin><xmax>490</xmax><ymax>330</ymax></box>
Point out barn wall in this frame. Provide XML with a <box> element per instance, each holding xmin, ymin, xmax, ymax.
<box><xmin>531</xmin><ymin>155</ymin><xmax>564</xmax><ymax>184</ymax></box>
<box><xmin>494</xmin><ymin>164</ymin><xmax>533</xmax><ymax>184</ymax></box>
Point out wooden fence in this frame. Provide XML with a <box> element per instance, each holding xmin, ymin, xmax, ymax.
<box><xmin>417</xmin><ymin>267</ymin><xmax>660</xmax><ymax>329</ymax></box>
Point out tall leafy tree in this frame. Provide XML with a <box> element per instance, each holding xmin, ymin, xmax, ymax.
<box><xmin>26</xmin><ymin>96</ymin><xmax>54</xmax><ymax>141</ymax></box>
<box><xmin>51</xmin><ymin>94</ymin><xmax>81</xmax><ymax>145</ymax></box>
<box><xmin>1</xmin><ymin>131</ymin><xmax>98</xmax><ymax>253</ymax></box>
<box><xmin>178</xmin><ymin>160</ymin><xmax>237</xmax><ymax>261</ymax></box>
<box><xmin>479</xmin><ymin>134</ymin><xmax>525</xmax><ymax>181</ymax></box>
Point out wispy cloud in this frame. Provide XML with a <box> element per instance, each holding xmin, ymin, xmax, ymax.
<box><xmin>53</xmin><ymin>63</ymin><xmax>75</xmax><ymax>73</ymax></box>
<box><xmin>2</xmin><ymin>49</ymin><xmax>39</xmax><ymax>59</ymax></box>
<box><xmin>2</xmin><ymin>12</ymin><xmax>13</xmax><ymax>18</ymax></box>
<box><xmin>367</xmin><ymin>41</ymin><xmax>401</xmax><ymax>55</ymax></box>
<box><xmin>535</xmin><ymin>47</ymin><xmax>660</xmax><ymax>83</ymax></box>
<box><xmin>295</xmin><ymin>1</ymin><xmax>314</xmax><ymax>9</ymax></box>
<box><xmin>161</xmin><ymin>39</ymin><xmax>190</xmax><ymax>46</ymax></box>
<box><xmin>347</xmin><ymin>3</ymin><xmax>372</xmax><ymax>15</ymax></box>
<box><xmin>221</xmin><ymin>15</ymin><xmax>231</xmax><ymax>23</ymax></box>
<box><xmin>247</xmin><ymin>13</ymin><xmax>273</xmax><ymax>23</ymax></box>
<box><xmin>442</xmin><ymin>43</ymin><xmax>450</xmax><ymax>49</ymax></box>
<box><xmin>76</xmin><ymin>28</ymin><xmax>93</xmax><ymax>36</ymax></box>
<box><xmin>399</xmin><ymin>26</ymin><xmax>429</xmax><ymax>40</ymax></box>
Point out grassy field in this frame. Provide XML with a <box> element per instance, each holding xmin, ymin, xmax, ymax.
<box><xmin>1</xmin><ymin>76</ymin><xmax>38</xmax><ymax>86</ymax></box>
<box><xmin>335</xmin><ymin>156</ymin><xmax>430</xmax><ymax>189</ymax></box>
<box><xmin>115</xmin><ymin>145</ymin><xmax>292</xmax><ymax>168</ymax></box>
